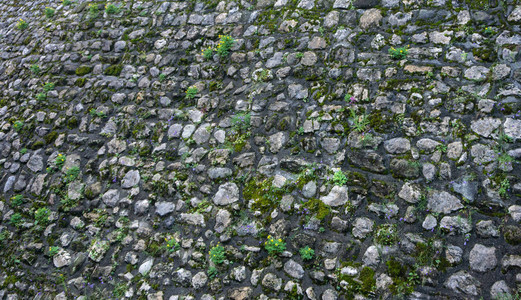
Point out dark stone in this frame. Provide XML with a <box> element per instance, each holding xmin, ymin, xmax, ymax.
<box><xmin>348</xmin><ymin>151</ymin><xmax>386</xmax><ymax>173</ymax></box>
<box><xmin>291</xmin><ymin>233</ymin><xmax>316</xmax><ymax>249</ymax></box>
<box><xmin>390</xmin><ymin>159</ymin><xmax>420</xmax><ymax>179</ymax></box>
<box><xmin>353</xmin><ymin>0</ymin><xmax>379</xmax><ymax>8</ymax></box>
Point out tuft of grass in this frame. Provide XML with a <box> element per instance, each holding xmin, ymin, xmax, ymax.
<box><xmin>349</xmin><ymin>108</ymin><xmax>370</xmax><ymax>133</ymax></box>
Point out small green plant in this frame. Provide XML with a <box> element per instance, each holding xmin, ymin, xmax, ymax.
<box><xmin>44</xmin><ymin>7</ymin><xmax>55</xmax><ymax>18</ymax></box>
<box><xmin>43</xmin><ymin>82</ymin><xmax>54</xmax><ymax>92</ymax></box>
<box><xmin>159</xmin><ymin>73</ymin><xmax>166</xmax><ymax>82</ymax></box>
<box><xmin>185</xmin><ymin>86</ymin><xmax>198</xmax><ymax>99</ymax></box>
<box><xmin>62</xmin><ymin>0</ymin><xmax>72</xmax><ymax>5</ymax></box>
<box><xmin>435</xmin><ymin>144</ymin><xmax>447</xmax><ymax>153</ymax></box>
<box><xmin>209</xmin><ymin>244</ymin><xmax>226</xmax><ymax>264</ymax></box>
<box><xmin>89</xmin><ymin>108</ymin><xmax>106</xmax><ymax>118</ymax></box>
<box><xmin>63</xmin><ymin>166</ymin><xmax>81</xmax><ymax>183</ymax></box>
<box><xmin>20</xmin><ymin>148</ymin><xmax>28</xmax><ymax>155</ymax></box>
<box><xmin>483</xmin><ymin>26</ymin><xmax>494</xmax><ymax>35</ymax></box>
<box><xmin>49</xmin><ymin>246</ymin><xmax>60</xmax><ymax>257</ymax></box>
<box><xmin>202</xmin><ymin>47</ymin><xmax>213</xmax><ymax>60</ymax></box>
<box><xmin>13</xmin><ymin>121</ymin><xmax>23</xmax><ymax>132</ymax></box>
<box><xmin>349</xmin><ymin>108</ymin><xmax>370</xmax><ymax>133</ymax></box>
<box><xmin>112</xmin><ymin>282</ymin><xmax>128</xmax><ymax>298</ymax></box>
<box><xmin>332</xmin><ymin>170</ymin><xmax>348</xmax><ymax>186</ymax></box>
<box><xmin>10</xmin><ymin>195</ymin><xmax>24</xmax><ymax>206</ymax></box>
<box><xmin>216</xmin><ymin>35</ymin><xmax>235</xmax><ymax>57</ymax></box>
<box><xmin>16</xmin><ymin>19</ymin><xmax>28</xmax><ymax>30</ymax></box>
<box><xmin>60</xmin><ymin>196</ymin><xmax>78</xmax><ymax>211</ymax></box>
<box><xmin>499</xmin><ymin>178</ymin><xmax>510</xmax><ymax>198</ymax></box>
<box><xmin>264</xmin><ymin>235</ymin><xmax>286</xmax><ymax>255</ymax></box>
<box><xmin>105</xmin><ymin>3</ymin><xmax>120</xmax><ymax>14</ymax></box>
<box><xmin>375</xmin><ymin>224</ymin><xmax>398</xmax><ymax>246</ymax></box>
<box><xmin>36</xmin><ymin>93</ymin><xmax>47</xmax><ymax>101</ymax></box>
<box><xmin>230</xmin><ymin>112</ymin><xmax>251</xmax><ymax>133</ymax></box>
<box><xmin>34</xmin><ymin>207</ymin><xmax>50</xmax><ymax>225</ymax></box>
<box><xmin>55</xmin><ymin>154</ymin><xmax>66</xmax><ymax>168</ymax></box>
<box><xmin>30</xmin><ymin>64</ymin><xmax>40</xmax><ymax>75</ymax></box>
<box><xmin>296</xmin><ymin>52</ymin><xmax>304</xmax><ymax>59</ymax></box>
<box><xmin>163</xmin><ymin>238</ymin><xmax>180</xmax><ymax>252</ymax></box>
<box><xmin>388</xmin><ymin>46</ymin><xmax>409</xmax><ymax>60</ymax></box>
<box><xmin>88</xmin><ymin>3</ymin><xmax>99</xmax><ymax>18</ymax></box>
<box><xmin>208</xmin><ymin>266</ymin><xmax>218</xmax><ymax>279</ymax></box>
<box><xmin>10</xmin><ymin>213</ymin><xmax>23</xmax><ymax>227</ymax></box>
<box><xmin>299</xmin><ymin>246</ymin><xmax>315</xmax><ymax>261</ymax></box>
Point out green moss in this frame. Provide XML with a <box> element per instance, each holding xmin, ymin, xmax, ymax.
<box><xmin>139</xmin><ymin>144</ymin><xmax>152</xmax><ymax>157</ymax></box>
<box><xmin>67</xmin><ymin>117</ymin><xmax>79</xmax><ymax>129</ymax></box>
<box><xmin>472</xmin><ymin>47</ymin><xmax>496</xmax><ymax>62</ymax></box>
<box><xmin>243</xmin><ymin>177</ymin><xmax>291</xmax><ymax>215</ymax></box>
<box><xmin>104</xmin><ymin>64</ymin><xmax>123</xmax><ymax>76</ymax></box>
<box><xmin>301</xmin><ymin>198</ymin><xmax>330</xmax><ymax>220</ymax></box>
<box><xmin>29</xmin><ymin>140</ymin><xmax>45</xmax><ymax>150</ymax></box>
<box><xmin>75</xmin><ymin>77</ymin><xmax>87</xmax><ymax>87</ymax></box>
<box><xmin>504</xmin><ymin>225</ymin><xmax>521</xmax><ymax>245</ymax></box>
<box><xmin>359</xmin><ymin>267</ymin><xmax>376</xmax><ymax>294</ymax></box>
<box><xmin>75</xmin><ymin>65</ymin><xmax>92</xmax><ymax>76</ymax></box>
<box><xmin>44</xmin><ymin>131</ymin><xmax>59</xmax><ymax>144</ymax></box>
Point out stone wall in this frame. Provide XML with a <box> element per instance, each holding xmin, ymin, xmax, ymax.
<box><xmin>0</xmin><ymin>0</ymin><xmax>521</xmax><ymax>299</ymax></box>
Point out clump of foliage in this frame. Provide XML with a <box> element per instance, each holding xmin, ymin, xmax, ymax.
<box><xmin>49</xmin><ymin>246</ymin><xmax>60</xmax><ymax>256</ymax></box>
<box><xmin>44</xmin><ymin>7</ymin><xmax>55</xmax><ymax>18</ymax></box>
<box><xmin>202</xmin><ymin>47</ymin><xmax>213</xmax><ymax>60</ymax></box>
<box><xmin>36</xmin><ymin>93</ymin><xmax>47</xmax><ymax>101</ymax></box>
<box><xmin>43</xmin><ymin>82</ymin><xmax>54</xmax><ymax>92</ymax></box>
<box><xmin>208</xmin><ymin>266</ymin><xmax>218</xmax><ymax>279</ymax></box>
<box><xmin>63</xmin><ymin>166</ymin><xmax>80</xmax><ymax>183</ymax></box>
<box><xmin>10</xmin><ymin>194</ymin><xmax>24</xmax><ymax>206</ymax></box>
<box><xmin>264</xmin><ymin>235</ymin><xmax>286</xmax><ymax>255</ymax></box>
<box><xmin>55</xmin><ymin>154</ymin><xmax>66</xmax><ymax>168</ymax></box>
<box><xmin>216</xmin><ymin>35</ymin><xmax>235</xmax><ymax>57</ymax></box>
<box><xmin>209</xmin><ymin>244</ymin><xmax>226</xmax><ymax>264</ymax></box>
<box><xmin>17</xmin><ymin>19</ymin><xmax>28</xmax><ymax>30</ymax></box>
<box><xmin>388</xmin><ymin>46</ymin><xmax>409</xmax><ymax>60</ymax></box>
<box><xmin>105</xmin><ymin>3</ymin><xmax>120</xmax><ymax>14</ymax></box>
<box><xmin>34</xmin><ymin>207</ymin><xmax>50</xmax><ymax>225</ymax></box>
<box><xmin>230</xmin><ymin>112</ymin><xmax>251</xmax><ymax>133</ymax></box>
<box><xmin>10</xmin><ymin>213</ymin><xmax>23</xmax><ymax>227</ymax></box>
<box><xmin>374</xmin><ymin>224</ymin><xmax>398</xmax><ymax>246</ymax></box>
<box><xmin>499</xmin><ymin>178</ymin><xmax>510</xmax><ymax>198</ymax></box>
<box><xmin>88</xmin><ymin>4</ymin><xmax>99</xmax><ymax>18</ymax></box>
<box><xmin>163</xmin><ymin>237</ymin><xmax>180</xmax><ymax>253</ymax></box>
<box><xmin>299</xmin><ymin>246</ymin><xmax>315</xmax><ymax>261</ymax></box>
<box><xmin>349</xmin><ymin>108</ymin><xmax>370</xmax><ymax>132</ymax></box>
<box><xmin>13</xmin><ymin>121</ymin><xmax>24</xmax><ymax>132</ymax></box>
<box><xmin>332</xmin><ymin>170</ymin><xmax>348</xmax><ymax>186</ymax></box>
<box><xmin>185</xmin><ymin>86</ymin><xmax>198</xmax><ymax>99</ymax></box>
<box><xmin>30</xmin><ymin>64</ymin><xmax>40</xmax><ymax>75</ymax></box>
